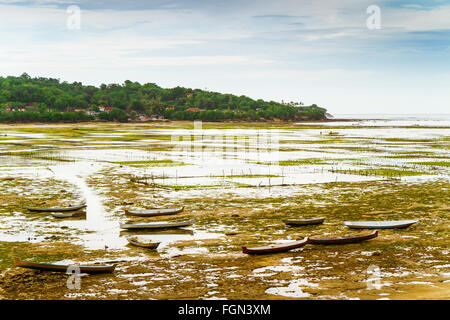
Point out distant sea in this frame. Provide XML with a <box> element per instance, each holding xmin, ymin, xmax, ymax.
<box><xmin>332</xmin><ymin>114</ymin><xmax>450</xmax><ymax>121</ymax></box>
<box><xmin>318</xmin><ymin>114</ymin><xmax>450</xmax><ymax>127</ymax></box>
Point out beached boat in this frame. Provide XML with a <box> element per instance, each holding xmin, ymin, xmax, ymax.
<box><xmin>242</xmin><ymin>237</ymin><xmax>309</xmax><ymax>255</ymax></box>
<box><xmin>283</xmin><ymin>217</ymin><xmax>325</xmax><ymax>226</ymax></box>
<box><xmin>24</xmin><ymin>203</ymin><xmax>86</xmax><ymax>212</ymax></box>
<box><xmin>50</xmin><ymin>212</ymin><xmax>76</xmax><ymax>218</ymax></box>
<box><xmin>120</xmin><ymin>219</ymin><xmax>194</xmax><ymax>230</ymax></box>
<box><xmin>50</xmin><ymin>210</ymin><xmax>85</xmax><ymax>218</ymax></box>
<box><xmin>127</xmin><ymin>237</ymin><xmax>160</xmax><ymax>249</ymax></box>
<box><xmin>120</xmin><ymin>228</ymin><xmax>194</xmax><ymax>236</ymax></box>
<box><xmin>13</xmin><ymin>257</ymin><xmax>115</xmax><ymax>274</ymax></box>
<box><xmin>344</xmin><ymin>220</ymin><xmax>418</xmax><ymax>229</ymax></box>
<box><xmin>309</xmin><ymin>230</ymin><xmax>378</xmax><ymax>245</ymax></box>
<box><xmin>125</xmin><ymin>206</ymin><xmax>184</xmax><ymax>217</ymax></box>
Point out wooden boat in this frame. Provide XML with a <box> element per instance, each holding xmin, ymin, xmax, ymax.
<box><xmin>50</xmin><ymin>210</ymin><xmax>85</xmax><ymax>218</ymax></box>
<box><xmin>125</xmin><ymin>206</ymin><xmax>184</xmax><ymax>217</ymax></box>
<box><xmin>120</xmin><ymin>228</ymin><xmax>194</xmax><ymax>237</ymax></box>
<box><xmin>50</xmin><ymin>212</ymin><xmax>75</xmax><ymax>218</ymax></box>
<box><xmin>242</xmin><ymin>237</ymin><xmax>309</xmax><ymax>255</ymax></box>
<box><xmin>24</xmin><ymin>203</ymin><xmax>86</xmax><ymax>212</ymax></box>
<box><xmin>309</xmin><ymin>230</ymin><xmax>378</xmax><ymax>245</ymax></box>
<box><xmin>344</xmin><ymin>220</ymin><xmax>418</xmax><ymax>229</ymax></box>
<box><xmin>120</xmin><ymin>219</ymin><xmax>194</xmax><ymax>230</ymax></box>
<box><xmin>127</xmin><ymin>237</ymin><xmax>160</xmax><ymax>249</ymax></box>
<box><xmin>13</xmin><ymin>257</ymin><xmax>115</xmax><ymax>274</ymax></box>
<box><xmin>283</xmin><ymin>217</ymin><xmax>325</xmax><ymax>226</ymax></box>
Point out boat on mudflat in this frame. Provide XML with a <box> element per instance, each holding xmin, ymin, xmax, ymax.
<box><xmin>50</xmin><ymin>210</ymin><xmax>85</xmax><ymax>218</ymax></box>
<box><xmin>127</xmin><ymin>237</ymin><xmax>160</xmax><ymax>249</ymax></box>
<box><xmin>309</xmin><ymin>230</ymin><xmax>378</xmax><ymax>245</ymax></box>
<box><xmin>50</xmin><ymin>212</ymin><xmax>76</xmax><ymax>218</ymax></box>
<box><xmin>344</xmin><ymin>220</ymin><xmax>418</xmax><ymax>229</ymax></box>
<box><xmin>283</xmin><ymin>217</ymin><xmax>325</xmax><ymax>226</ymax></box>
<box><xmin>120</xmin><ymin>219</ymin><xmax>194</xmax><ymax>230</ymax></box>
<box><xmin>13</xmin><ymin>257</ymin><xmax>115</xmax><ymax>274</ymax></box>
<box><xmin>24</xmin><ymin>203</ymin><xmax>86</xmax><ymax>212</ymax></box>
<box><xmin>120</xmin><ymin>228</ymin><xmax>194</xmax><ymax>237</ymax></box>
<box><xmin>242</xmin><ymin>237</ymin><xmax>309</xmax><ymax>255</ymax></box>
<box><xmin>125</xmin><ymin>206</ymin><xmax>184</xmax><ymax>217</ymax></box>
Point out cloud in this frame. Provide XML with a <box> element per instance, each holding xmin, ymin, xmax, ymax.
<box><xmin>0</xmin><ymin>0</ymin><xmax>449</xmax><ymax>114</ymax></box>
<box><xmin>252</xmin><ymin>14</ymin><xmax>307</xmax><ymax>19</ymax></box>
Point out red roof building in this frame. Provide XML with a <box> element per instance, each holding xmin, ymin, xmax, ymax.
<box><xmin>7</xmin><ymin>106</ymin><xmax>26</xmax><ymax>112</ymax></box>
<box><xmin>186</xmin><ymin>108</ymin><xmax>204</xmax><ymax>112</ymax></box>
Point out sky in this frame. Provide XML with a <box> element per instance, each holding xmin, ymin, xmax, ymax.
<box><xmin>0</xmin><ymin>0</ymin><xmax>449</xmax><ymax>114</ymax></box>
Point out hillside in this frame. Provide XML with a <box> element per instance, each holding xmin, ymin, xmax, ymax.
<box><xmin>0</xmin><ymin>73</ymin><xmax>327</xmax><ymax>123</ymax></box>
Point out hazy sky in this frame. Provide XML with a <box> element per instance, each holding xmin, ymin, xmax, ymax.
<box><xmin>0</xmin><ymin>0</ymin><xmax>449</xmax><ymax>114</ymax></box>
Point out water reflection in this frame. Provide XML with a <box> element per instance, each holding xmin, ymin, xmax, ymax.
<box><xmin>1</xmin><ymin>119</ymin><xmax>448</xmax><ymax>253</ymax></box>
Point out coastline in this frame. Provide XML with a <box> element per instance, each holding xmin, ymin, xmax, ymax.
<box><xmin>0</xmin><ymin>116</ymin><xmax>448</xmax><ymax>300</ymax></box>
<box><xmin>0</xmin><ymin>118</ymin><xmax>352</xmax><ymax>128</ymax></box>
<box><xmin>0</xmin><ymin>119</ymin><xmax>325</xmax><ymax>128</ymax></box>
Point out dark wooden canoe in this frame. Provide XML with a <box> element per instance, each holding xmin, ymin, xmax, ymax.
<box><xmin>344</xmin><ymin>220</ymin><xmax>418</xmax><ymax>229</ymax></box>
<box><xmin>120</xmin><ymin>219</ymin><xmax>194</xmax><ymax>230</ymax></box>
<box><xmin>125</xmin><ymin>206</ymin><xmax>184</xmax><ymax>217</ymax></box>
<box><xmin>127</xmin><ymin>237</ymin><xmax>160</xmax><ymax>249</ymax></box>
<box><xmin>13</xmin><ymin>257</ymin><xmax>115</xmax><ymax>274</ymax></box>
<box><xmin>309</xmin><ymin>230</ymin><xmax>378</xmax><ymax>245</ymax></box>
<box><xmin>24</xmin><ymin>203</ymin><xmax>86</xmax><ymax>212</ymax></box>
<box><xmin>242</xmin><ymin>237</ymin><xmax>309</xmax><ymax>255</ymax></box>
<box><xmin>120</xmin><ymin>228</ymin><xmax>194</xmax><ymax>236</ymax></box>
<box><xmin>283</xmin><ymin>217</ymin><xmax>325</xmax><ymax>226</ymax></box>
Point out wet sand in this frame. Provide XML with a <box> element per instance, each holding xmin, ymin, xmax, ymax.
<box><xmin>0</xmin><ymin>120</ymin><xmax>448</xmax><ymax>299</ymax></box>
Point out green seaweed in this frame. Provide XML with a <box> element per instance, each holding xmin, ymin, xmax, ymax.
<box><xmin>333</xmin><ymin>168</ymin><xmax>433</xmax><ymax>177</ymax></box>
<box><xmin>114</xmin><ymin>160</ymin><xmax>186</xmax><ymax>167</ymax></box>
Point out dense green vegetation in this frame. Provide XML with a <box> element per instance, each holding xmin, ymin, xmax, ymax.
<box><xmin>0</xmin><ymin>73</ymin><xmax>327</xmax><ymax>123</ymax></box>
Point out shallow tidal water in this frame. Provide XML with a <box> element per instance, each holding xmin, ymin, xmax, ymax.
<box><xmin>0</xmin><ymin>117</ymin><xmax>448</xmax><ymax>300</ymax></box>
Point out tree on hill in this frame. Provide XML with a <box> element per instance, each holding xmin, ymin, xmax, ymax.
<box><xmin>0</xmin><ymin>74</ymin><xmax>327</xmax><ymax>122</ymax></box>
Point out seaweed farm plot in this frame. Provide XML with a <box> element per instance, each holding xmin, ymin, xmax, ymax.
<box><xmin>0</xmin><ymin>120</ymin><xmax>449</xmax><ymax>300</ymax></box>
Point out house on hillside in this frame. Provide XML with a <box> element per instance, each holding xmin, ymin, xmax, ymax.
<box><xmin>98</xmin><ymin>105</ymin><xmax>114</xmax><ymax>112</ymax></box>
<box><xmin>85</xmin><ymin>110</ymin><xmax>99</xmax><ymax>116</ymax></box>
<box><xmin>150</xmin><ymin>115</ymin><xmax>165</xmax><ymax>120</ymax></box>
<box><xmin>7</xmin><ymin>105</ymin><xmax>26</xmax><ymax>112</ymax></box>
<box><xmin>138</xmin><ymin>114</ymin><xmax>152</xmax><ymax>122</ymax></box>
<box><xmin>186</xmin><ymin>93</ymin><xmax>193</xmax><ymax>98</ymax></box>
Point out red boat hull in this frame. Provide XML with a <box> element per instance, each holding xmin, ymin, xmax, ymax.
<box><xmin>242</xmin><ymin>238</ymin><xmax>309</xmax><ymax>254</ymax></box>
